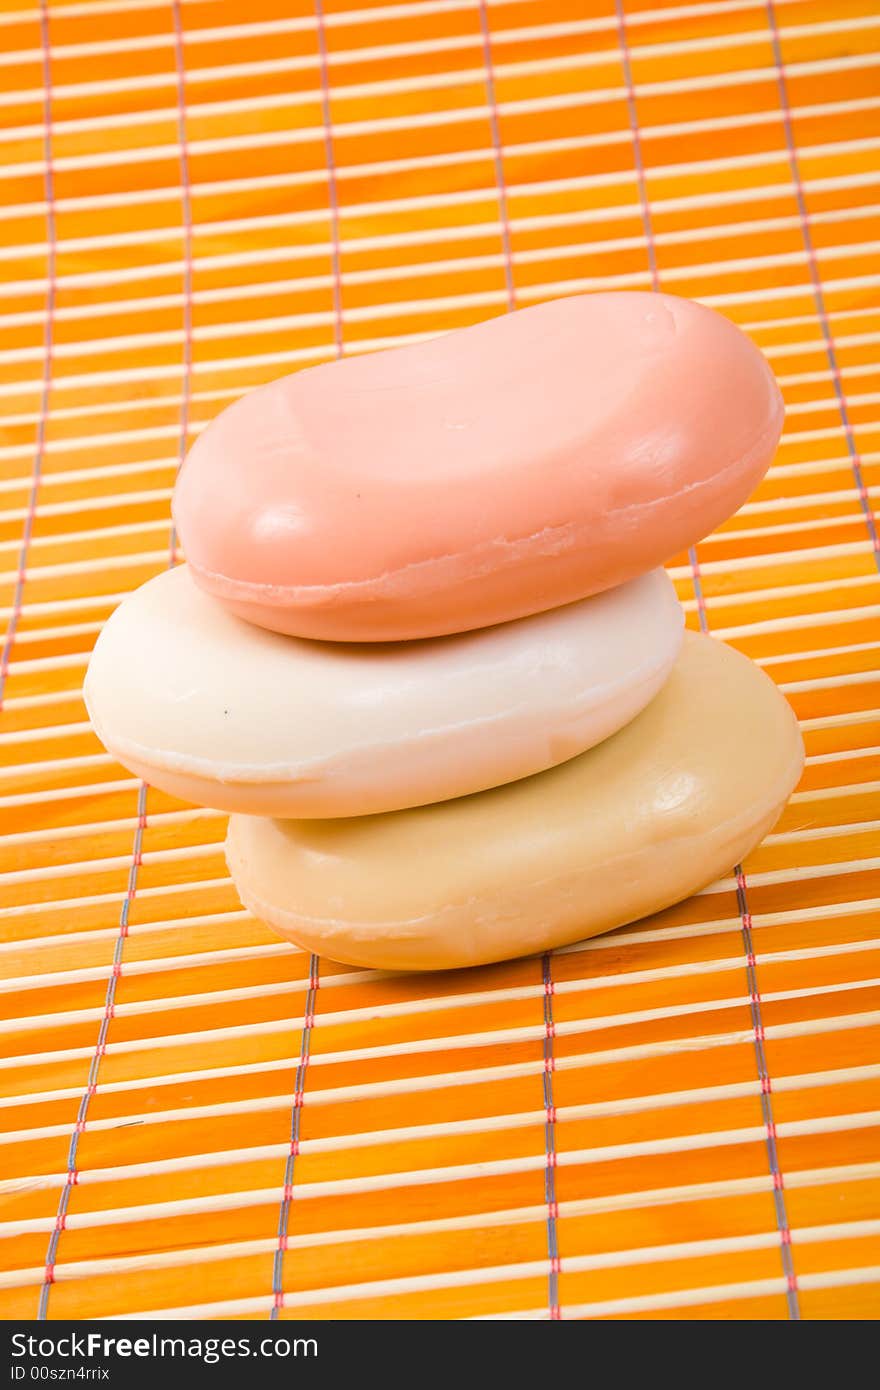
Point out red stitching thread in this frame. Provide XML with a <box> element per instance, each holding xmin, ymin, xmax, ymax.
<box><xmin>766</xmin><ymin>3</ymin><xmax>880</xmax><ymax>565</ymax></box>
<box><xmin>477</xmin><ymin>0</ymin><xmax>515</xmax><ymax>311</ymax></box>
<box><xmin>0</xmin><ymin>41</ymin><xmax>56</xmax><ymax>710</ymax></box>
<box><xmin>688</xmin><ymin>547</ymin><xmax>707</xmax><ymax>622</ymax></box>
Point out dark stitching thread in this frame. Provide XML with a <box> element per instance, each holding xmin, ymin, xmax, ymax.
<box><xmin>614</xmin><ymin>0</ymin><xmax>800</xmax><ymax>1321</ymax></box>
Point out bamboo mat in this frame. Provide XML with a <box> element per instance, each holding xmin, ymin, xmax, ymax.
<box><xmin>0</xmin><ymin>0</ymin><xmax>879</xmax><ymax>1323</ymax></box>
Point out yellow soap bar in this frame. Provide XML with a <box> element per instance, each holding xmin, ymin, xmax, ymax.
<box><xmin>226</xmin><ymin>633</ymin><xmax>804</xmax><ymax>972</ymax></box>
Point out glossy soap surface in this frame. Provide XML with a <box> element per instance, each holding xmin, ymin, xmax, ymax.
<box><xmin>83</xmin><ymin>564</ymin><xmax>683</xmax><ymax>817</ymax></box>
<box><xmin>226</xmin><ymin>632</ymin><xmax>805</xmax><ymax>971</ymax></box>
<box><xmin>173</xmin><ymin>292</ymin><xmax>783</xmax><ymax>641</ymax></box>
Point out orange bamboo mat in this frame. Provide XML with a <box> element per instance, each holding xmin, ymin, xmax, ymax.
<box><xmin>0</xmin><ymin>0</ymin><xmax>879</xmax><ymax>1323</ymax></box>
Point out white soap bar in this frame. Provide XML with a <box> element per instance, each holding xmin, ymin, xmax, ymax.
<box><xmin>84</xmin><ymin>563</ymin><xmax>684</xmax><ymax>818</ymax></box>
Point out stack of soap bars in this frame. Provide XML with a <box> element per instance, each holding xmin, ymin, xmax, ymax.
<box><xmin>86</xmin><ymin>292</ymin><xmax>804</xmax><ymax>972</ymax></box>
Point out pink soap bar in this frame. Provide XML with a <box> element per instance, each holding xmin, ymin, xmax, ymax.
<box><xmin>173</xmin><ymin>292</ymin><xmax>783</xmax><ymax>641</ymax></box>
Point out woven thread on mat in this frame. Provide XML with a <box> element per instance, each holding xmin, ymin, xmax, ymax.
<box><xmin>615</xmin><ymin>0</ymin><xmax>801</xmax><ymax>1320</ymax></box>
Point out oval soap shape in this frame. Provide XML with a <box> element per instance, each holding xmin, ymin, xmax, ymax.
<box><xmin>83</xmin><ymin>564</ymin><xmax>683</xmax><ymax>818</ymax></box>
<box><xmin>173</xmin><ymin>291</ymin><xmax>783</xmax><ymax>641</ymax></box>
<box><xmin>226</xmin><ymin>633</ymin><xmax>804</xmax><ymax>971</ymax></box>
